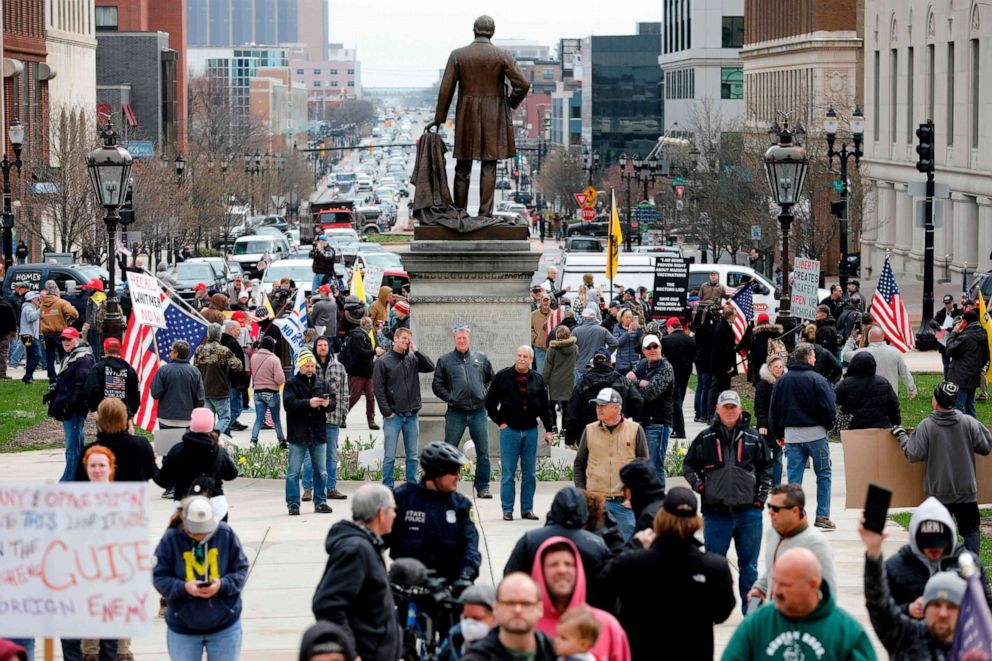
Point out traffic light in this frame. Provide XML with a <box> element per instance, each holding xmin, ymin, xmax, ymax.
<box><xmin>916</xmin><ymin>121</ymin><xmax>935</xmax><ymax>173</ymax></box>
<box><xmin>119</xmin><ymin>184</ymin><xmax>135</xmax><ymax>227</ymax></box>
<box><xmin>830</xmin><ymin>200</ymin><xmax>846</xmax><ymax>217</ymax></box>
<box><xmin>674</xmin><ymin>185</ymin><xmax>685</xmax><ymax>200</ymax></box>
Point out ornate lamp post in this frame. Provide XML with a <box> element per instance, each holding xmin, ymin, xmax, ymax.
<box><xmin>86</xmin><ymin>122</ymin><xmax>133</xmax><ymax>341</ymax></box>
<box><xmin>764</xmin><ymin>117</ymin><xmax>809</xmax><ymax>336</ymax></box>
<box><xmin>2</xmin><ymin>118</ymin><xmax>25</xmax><ymax>270</ymax></box>
<box><xmin>824</xmin><ymin>106</ymin><xmax>864</xmax><ymax>291</ymax></box>
<box><xmin>617</xmin><ymin>153</ymin><xmax>641</xmax><ymax>251</ymax></box>
<box><xmin>244</xmin><ymin>151</ymin><xmax>261</xmax><ymax>217</ymax></box>
<box><xmin>582</xmin><ymin>147</ymin><xmax>600</xmax><ymax>187</ymax></box>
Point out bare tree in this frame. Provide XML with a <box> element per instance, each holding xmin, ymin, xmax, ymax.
<box><xmin>535</xmin><ymin>148</ymin><xmax>587</xmax><ymax>212</ymax></box>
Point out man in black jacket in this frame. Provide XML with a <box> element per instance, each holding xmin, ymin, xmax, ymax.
<box><xmin>933</xmin><ymin>294</ymin><xmax>963</xmax><ymax>379</ymax></box>
<box><xmin>660</xmin><ymin>318</ymin><xmax>695</xmax><ymax>438</ymax></box>
<box><xmin>372</xmin><ymin>327</ymin><xmax>435</xmax><ymax>488</ymax></box>
<box><xmin>503</xmin><ymin>486</ymin><xmax>610</xmax><ymax>606</ymax></box>
<box><xmin>84</xmin><ymin>337</ymin><xmax>140</xmax><ymax>417</ymax></box>
<box><xmin>684</xmin><ymin>390</ymin><xmax>772</xmax><ymax>608</ymax></box>
<box><xmin>627</xmin><ymin>334</ymin><xmax>674</xmax><ymax>488</ymax></box>
<box><xmin>312</xmin><ymin>484</ymin><xmax>400</xmax><ymax>661</ymax></box>
<box><xmin>283</xmin><ymin>349</ymin><xmax>333</xmax><ymax>516</ymax></box>
<box><xmin>707</xmin><ymin>306</ymin><xmax>738</xmax><ymax>417</ymax></box>
<box><xmin>619</xmin><ymin>458</ymin><xmax>666</xmax><ymax>541</ymax></box>
<box><xmin>462</xmin><ymin>573</ymin><xmax>556</xmax><ymax>661</ymax></box>
<box><xmin>343</xmin><ymin>317</ymin><xmax>377</xmax><ymax>429</ymax></box>
<box><xmin>432</xmin><ymin>324</ymin><xmax>495</xmax><ymax>498</ymax></box>
<box><xmin>946</xmin><ymin>310</ymin><xmax>990</xmax><ymax>417</ymax></box>
<box><xmin>564</xmin><ymin>348</ymin><xmax>642</xmax><ymax>446</ymax></box>
<box><xmin>485</xmin><ymin>346</ymin><xmax>554</xmax><ymax>521</ymax></box>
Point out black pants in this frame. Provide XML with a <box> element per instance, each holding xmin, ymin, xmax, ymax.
<box><xmin>672</xmin><ymin>370</ymin><xmax>691</xmax><ymax>437</ymax></box>
<box><xmin>709</xmin><ymin>373</ymin><xmax>733</xmax><ymax>416</ymax></box>
<box><xmin>945</xmin><ymin>501</ymin><xmax>981</xmax><ymax>554</ymax></box>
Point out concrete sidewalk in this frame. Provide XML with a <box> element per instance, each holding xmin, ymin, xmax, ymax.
<box><xmin>0</xmin><ymin>380</ymin><xmax>907</xmax><ymax>659</ymax></box>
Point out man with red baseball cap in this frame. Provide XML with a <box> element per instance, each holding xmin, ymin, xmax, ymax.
<box><xmin>80</xmin><ymin>277</ymin><xmax>106</xmax><ymax>359</ymax></box>
<box><xmin>84</xmin><ymin>336</ymin><xmax>140</xmax><ymax>418</ymax></box>
<box><xmin>46</xmin><ymin>326</ymin><xmax>95</xmax><ymax>481</ymax></box>
<box><xmin>192</xmin><ymin>282</ymin><xmax>210</xmax><ymax>310</ymax></box>
<box><xmin>661</xmin><ymin>316</ymin><xmax>696</xmax><ymax>438</ymax></box>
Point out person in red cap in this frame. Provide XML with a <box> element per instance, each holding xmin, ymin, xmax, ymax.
<box><xmin>45</xmin><ymin>326</ymin><xmax>95</xmax><ymax>481</ymax></box>
<box><xmin>192</xmin><ymin>282</ymin><xmax>210</xmax><ymax>311</ymax></box>
<box><xmin>80</xmin><ymin>277</ymin><xmax>107</xmax><ymax>359</ymax></box>
<box><xmin>661</xmin><ymin>317</ymin><xmax>696</xmax><ymax>439</ymax></box>
<box><xmin>745</xmin><ymin>312</ymin><xmax>783</xmax><ymax>386</ymax></box>
<box><xmin>390</xmin><ymin>298</ymin><xmax>411</xmax><ymax>337</ymax></box>
<box><xmin>84</xmin><ymin>336</ymin><xmax>141</xmax><ymax>418</ymax></box>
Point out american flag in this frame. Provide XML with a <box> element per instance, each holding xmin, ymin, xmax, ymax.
<box><xmin>729</xmin><ymin>282</ymin><xmax>754</xmax><ymax>344</ymax></box>
<box><xmin>545</xmin><ymin>306</ymin><xmax>566</xmax><ymax>337</ymax></box>
<box><xmin>871</xmin><ymin>257</ymin><xmax>915</xmax><ymax>353</ymax></box>
<box><xmin>123</xmin><ymin>298</ymin><xmax>209</xmax><ymax>432</ymax></box>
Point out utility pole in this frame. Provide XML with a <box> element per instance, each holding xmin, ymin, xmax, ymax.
<box><xmin>915</xmin><ymin>120</ymin><xmax>937</xmax><ymax>349</ymax></box>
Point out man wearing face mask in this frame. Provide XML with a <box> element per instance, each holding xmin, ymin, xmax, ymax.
<box><xmin>439</xmin><ymin>585</ymin><xmax>497</xmax><ymax>660</ymax></box>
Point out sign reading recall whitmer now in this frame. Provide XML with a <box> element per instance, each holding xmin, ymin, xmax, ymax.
<box><xmin>0</xmin><ymin>483</ymin><xmax>154</xmax><ymax>638</ymax></box>
<box><xmin>791</xmin><ymin>257</ymin><xmax>821</xmax><ymax>321</ymax></box>
<box><xmin>126</xmin><ymin>271</ymin><xmax>167</xmax><ymax>329</ymax></box>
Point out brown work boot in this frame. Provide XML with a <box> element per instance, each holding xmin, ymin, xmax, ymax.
<box><xmin>814</xmin><ymin>516</ymin><xmax>836</xmax><ymax>530</ymax></box>
<box><xmin>302</xmin><ymin>488</ymin><xmax>313</xmax><ymax>502</ymax></box>
<box><xmin>326</xmin><ymin>489</ymin><xmax>348</xmax><ymax>500</ymax></box>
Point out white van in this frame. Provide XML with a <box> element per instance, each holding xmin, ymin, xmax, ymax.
<box><xmin>232</xmin><ymin>234</ymin><xmax>289</xmax><ymax>278</ymax></box>
<box><xmin>556</xmin><ymin>255</ymin><xmax>829</xmax><ymax>322</ymax></box>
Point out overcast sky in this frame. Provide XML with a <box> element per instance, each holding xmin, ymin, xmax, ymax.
<box><xmin>328</xmin><ymin>0</ymin><xmax>662</xmax><ymax>87</ymax></box>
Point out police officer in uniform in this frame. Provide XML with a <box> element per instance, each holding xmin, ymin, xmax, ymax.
<box><xmin>385</xmin><ymin>441</ymin><xmax>481</xmax><ymax>591</ymax></box>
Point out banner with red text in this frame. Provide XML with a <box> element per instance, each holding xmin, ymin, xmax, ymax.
<box><xmin>0</xmin><ymin>483</ymin><xmax>154</xmax><ymax>637</ymax></box>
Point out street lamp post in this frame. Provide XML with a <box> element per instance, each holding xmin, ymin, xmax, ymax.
<box><xmin>86</xmin><ymin>121</ymin><xmax>133</xmax><ymax>342</ymax></box>
<box><xmin>582</xmin><ymin>148</ymin><xmax>600</xmax><ymax>187</ymax></box>
<box><xmin>764</xmin><ymin>117</ymin><xmax>809</xmax><ymax>339</ymax></box>
<box><xmin>245</xmin><ymin>151</ymin><xmax>261</xmax><ymax>217</ymax></box>
<box><xmin>618</xmin><ymin>153</ymin><xmax>638</xmax><ymax>252</ymax></box>
<box><xmin>2</xmin><ymin>118</ymin><xmax>25</xmax><ymax>270</ymax></box>
<box><xmin>823</xmin><ymin>106</ymin><xmax>864</xmax><ymax>292</ymax></box>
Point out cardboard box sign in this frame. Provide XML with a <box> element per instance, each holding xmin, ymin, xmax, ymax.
<box><xmin>841</xmin><ymin>426</ymin><xmax>992</xmax><ymax>509</ymax></box>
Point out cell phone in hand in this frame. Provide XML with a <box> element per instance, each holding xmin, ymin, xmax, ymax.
<box><xmin>863</xmin><ymin>483</ymin><xmax>892</xmax><ymax>534</ymax></box>
<box><xmin>197</xmin><ymin>580</ymin><xmax>212</xmax><ymax>588</ymax></box>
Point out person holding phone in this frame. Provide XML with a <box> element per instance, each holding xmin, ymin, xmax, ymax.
<box><xmin>153</xmin><ymin>496</ymin><xmax>249</xmax><ymax>660</ymax></box>
<box><xmin>283</xmin><ymin>349</ymin><xmax>335</xmax><ymax>516</ymax></box>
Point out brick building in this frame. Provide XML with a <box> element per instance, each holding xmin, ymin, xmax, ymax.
<box><xmin>3</xmin><ymin>0</ymin><xmax>50</xmax><ymax>168</ymax></box>
<box><xmin>741</xmin><ymin>0</ymin><xmax>864</xmax><ymax>275</ymax></box>
<box><xmin>94</xmin><ymin>0</ymin><xmax>188</xmax><ymax>151</ymax></box>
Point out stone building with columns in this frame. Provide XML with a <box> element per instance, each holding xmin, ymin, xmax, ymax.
<box><xmin>861</xmin><ymin>0</ymin><xmax>992</xmax><ymax>278</ymax></box>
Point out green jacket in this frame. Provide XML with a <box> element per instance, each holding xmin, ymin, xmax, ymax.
<box><xmin>721</xmin><ymin>582</ymin><xmax>876</xmax><ymax>661</ymax></box>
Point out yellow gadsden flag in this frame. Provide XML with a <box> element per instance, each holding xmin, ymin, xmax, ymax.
<box><xmin>978</xmin><ymin>293</ymin><xmax>992</xmax><ymax>380</ymax></box>
<box><xmin>606</xmin><ymin>189</ymin><xmax>622</xmax><ymax>281</ymax></box>
<box><xmin>350</xmin><ymin>264</ymin><xmax>366</xmax><ymax>301</ymax></box>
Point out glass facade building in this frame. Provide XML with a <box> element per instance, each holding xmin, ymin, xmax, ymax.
<box><xmin>188</xmin><ymin>0</ymin><xmax>298</xmax><ymax>47</ymax></box>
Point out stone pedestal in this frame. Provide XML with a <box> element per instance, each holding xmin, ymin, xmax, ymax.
<box><xmin>401</xmin><ymin>238</ymin><xmax>542</xmax><ymax>455</ymax></box>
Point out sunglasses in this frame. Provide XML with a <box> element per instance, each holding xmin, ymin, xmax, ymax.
<box><xmin>60</xmin><ymin>338</ymin><xmax>75</xmax><ymax>342</ymax></box>
<box><xmin>644</xmin><ymin>343</ymin><xmax>660</xmax><ymax>350</ymax></box>
<box><xmin>766</xmin><ymin>504</ymin><xmax>795</xmax><ymax>513</ymax></box>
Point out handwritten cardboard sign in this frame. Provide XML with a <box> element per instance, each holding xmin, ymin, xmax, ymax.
<box><xmin>126</xmin><ymin>272</ymin><xmax>167</xmax><ymax>329</ymax></box>
<box><xmin>791</xmin><ymin>257</ymin><xmax>820</xmax><ymax>321</ymax></box>
<box><xmin>0</xmin><ymin>483</ymin><xmax>154</xmax><ymax>638</ymax></box>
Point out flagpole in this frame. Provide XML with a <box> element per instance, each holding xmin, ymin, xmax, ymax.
<box><xmin>609</xmin><ymin>188</ymin><xmax>614</xmax><ymax>304</ymax></box>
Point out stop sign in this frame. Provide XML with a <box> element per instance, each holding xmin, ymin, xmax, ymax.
<box><xmin>580</xmin><ymin>207</ymin><xmax>596</xmax><ymax>222</ymax></box>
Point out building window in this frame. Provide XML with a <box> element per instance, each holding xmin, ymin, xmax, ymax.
<box><xmin>721</xmin><ymin>16</ymin><xmax>744</xmax><ymax>48</ymax></box>
<box><xmin>296</xmin><ymin>68</ymin><xmax>304</xmax><ymax>75</ymax></box>
<box><xmin>347</xmin><ymin>81</ymin><xmax>355</xmax><ymax>87</ymax></box>
<box><xmin>313</xmin><ymin>68</ymin><xmax>321</xmax><ymax>75</ymax></box>
<box><xmin>721</xmin><ymin>67</ymin><xmax>742</xmax><ymax>100</ymax></box>
<box><xmin>873</xmin><ymin>51</ymin><xmax>880</xmax><ymax>141</ymax></box>
<box><xmin>347</xmin><ymin>68</ymin><xmax>354</xmax><ymax>74</ymax></box>
<box><xmin>95</xmin><ymin>6</ymin><xmax>117</xmax><ymax>31</ymax></box>
<box><xmin>972</xmin><ymin>38</ymin><xmax>979</xmax><ymax>149</ymax></box>
<box><xmin>890</xmin><ymin>49</ymin><xmax>898</xmax><ymax>143</ymax></box>
<box><xmin>543</xmin><ymin>69</ymin><xmax>554</xmax><ymax>80</ymax></box>
<box><xmin>948</xmin><ymin>42</ymin><xmax>955</xmax><ymax>146</ymax></box>
<box><xmin>331</xmin><ymin>81</ymin><xmax>338</xmax><ymax>87</ymax></box>
<box><xmin>313</xmin><ymin>81</ymin><xmax>321</xmax><ymax>87</ymax></box>
<box><xmin>907</xmin><ymin>47</ymin><xmax>914</xmax><ymax>143</ymax></box>
<box><xmin>330</xmin><ymin>69</ymin><xmax>337</xmax><ymax>75</ymax></box>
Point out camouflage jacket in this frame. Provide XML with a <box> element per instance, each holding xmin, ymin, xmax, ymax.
<box><xmin>193</xmin><ymin>341</ymin><xmax>242</xmax><ymax>398</ymax></box>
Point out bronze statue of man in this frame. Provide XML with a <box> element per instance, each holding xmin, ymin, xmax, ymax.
<box><xmin>429</xmin><ymin>15</ymin><xmax>530</xmax><ymax>218</ymax></box>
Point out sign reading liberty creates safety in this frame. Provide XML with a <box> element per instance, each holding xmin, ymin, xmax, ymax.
<box><xmin>126</xmin><ymin>272</ymin><xmax>167</xmax><ymax>329</ymax></box>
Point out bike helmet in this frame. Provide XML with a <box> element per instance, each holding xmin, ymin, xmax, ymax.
<box><xmin>420</xmin><ymin>441</ymin><xmax>468</xmax><ymax>478</ymax></box>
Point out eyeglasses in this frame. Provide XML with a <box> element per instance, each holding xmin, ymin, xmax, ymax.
<box><xmin>767</xmin><ymin>504</ymin><xmax>795</xmax><ymax>513</ymax></box>
<box><xmin>644</xmin><ymin>343</ymin><xmax>660</xmax><ymax>350</ymax></box>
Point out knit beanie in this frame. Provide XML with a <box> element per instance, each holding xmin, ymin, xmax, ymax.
<box><xmin>297</xmin><ymin>349</ymin><xmax>317</xmax><ymax>369</ymax></box>
<box><xmin>190</xmin><ymin>407</ymin><xmax>215</xmax><ymax>433</ymax></box>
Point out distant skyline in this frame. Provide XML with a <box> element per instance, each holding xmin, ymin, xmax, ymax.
<box><xmin>327</xmin><ymin>0</ymin><xmax>662</xmax><ymax>87</ymax></box>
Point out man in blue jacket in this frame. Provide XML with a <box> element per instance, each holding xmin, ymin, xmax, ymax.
<box><xmin>769</xmin><ymin>343</ymin><xmax>837</xmax><ymax>530</ymax></box>
<box><xmin>46</xmin><ymin>327</ymin><xmax>94</xmax><ymax>482</ymax></box>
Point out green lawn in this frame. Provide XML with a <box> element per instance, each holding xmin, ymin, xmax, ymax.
<box><xmin>0</xmin><ymin>380</ymin><xmax>55</xmax><ymax>452</ymax></box>
<box><xmin>890</xmin><ymin>510</ymin><xmax>992</xmax><ymax>574</ymax></box>
<box><xmin>366</xmin><ymin>233</ymin><xmax>411</xmax><ymax>244</ymax></box>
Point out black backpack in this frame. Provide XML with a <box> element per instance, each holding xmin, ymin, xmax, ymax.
<box><xmin>337</xmin><ymin>332</ymin><xmax>355</xmax><ymax>370</ymax></box>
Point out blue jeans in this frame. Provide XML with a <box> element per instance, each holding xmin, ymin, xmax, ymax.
<box><xmin>694</xmin><ymin>371</ymin><xmax>713</xmax><ymax>418</ymax></box>
<box><xmin>644</xmin><ymin>424</ymin><xmax>671</xmax><ymax>489</ymax></box>
<box><xmin>227</xmin><ymin>387</ymin><xmax>243</xmax><ymax>433</ymax></box>
<box><xmin>771</xmin><ymin>446</ymin><xmax>783</xmax><ymax>486</ymax></box>
<box><xmin>9</xmin><ymin>335</ymin><xmax>24</xmax><ymax>365</ymax></box>
<box><xmin>785</xmin><ymin>437</ymin><xmax>832</xmax><ymax>518</ymax></box>
<box><xmin>44</xmin><ymin>334</ymin><xmax>65</xmax><ymax>382</ymax></box>
<box><xmin>87</xmin><ymin>327</ymin><xmax>102</xmax><ymax>360</ymax></box>
<box><xmin>205</xmin><ymin>397</ymin><xmax>231</xmax><ymax>434</ymax></box>
<box><xmin>606</xmin><ymin>498</ymin><xmax>636</xmax><ymax>541</ymax></box>
<box><xmin>499</xmin><ymin>426</ymin><xmax>537</xmax><ymax>514</ymax></box>
<box><xmin>251</xmin><ymin>392</ymin><xmax>285</xmax><ymax>442</ymax></box>
<box><xmin>22</xmin><ymin>335</ymin><xmax>41</xmax><ymax>380</ymax></box>
<box><xmin>383</xmin><ymin>413</ymin><xmax>419</xmax><ymax>487</ymax></box>
<box><xmin>286</xmin><ymin>443</ymin><xmax>327</xmax><ymax>507</ymax></box>
<box><xmin>533</xmin><ymin>347</ymin><xmax>547</xmax><ymax>373</ymax></box>
<box><xmin>60</xmin><ymin>413</ymin><xmax>86</xmax><ymax>482</ymax></box>
<box><xmin>166</xmin><ymin>619</ymin><xmax>242</xmax><ymax>661</ymax></box>
<box><xmin>957</xmin><ymin>387</ymin><xmax>978</xmax><ymax>418</ymax></box>
<box><xmin>303</xmin><ymin>424</ymin><xmax>340</xmax><ymax>492</ymax></box>
<box><xmin>444</xmin><ymin>408</ymin><xmax>491</xmax><ymax>492</ymax></box>
<box><xmin>703</xmin><ymin>507</ymin><xmax>763</xmax><ymax>609</ymax></box>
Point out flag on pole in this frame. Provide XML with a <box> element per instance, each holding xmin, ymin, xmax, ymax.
<box><xmin>949</xmin><ymin>554</ymin><xmax>992</xmax><ymax>658</ymax></box>
<box><xmin>870</xmin><ymin>257</ymin><xmax>915</xmax><ymax>353</ymax></box>
<box><xmin>122</xmin><ymin>299</ymin><xmax>209</xmax><ymax>432</ymax></box>
<box><xmin>606</xmin><ymin>189</ymin><xmax>622</xmax><ymax>281</ymax></box>
<box><xmin>350</xmin><ymin>264</ymin><xmax>366</xmax><ymax>301</ymax></box>
<box><xmin>273</xmin><ymin>287</ymin><xmax>309</xmax><ymax>373</ymax></box>
<box><xmin>963</xmin><ymin>267</ymin><xmax>970</xmax><ymax>303</ymax></box>
<box><xmin>978</xmin><ymin>293</ymin><xmax>992</xmax><ymax>382</ymax></box>
<box><xmin>729</xmin><ymin>282</ymin><xmax>754</xmax><ymax>344</ymax></box>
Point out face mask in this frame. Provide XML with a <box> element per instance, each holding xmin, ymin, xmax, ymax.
<box><xmin>460</xmin><ymin>617</ymin><xmax>491</xmax><ymax>643</ymax></box>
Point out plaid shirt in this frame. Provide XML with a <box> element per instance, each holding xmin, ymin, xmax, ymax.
<box><xmin>317</xmin><ymin>356</ymin><xmax>350</xmax><ymax>427</ymax></box>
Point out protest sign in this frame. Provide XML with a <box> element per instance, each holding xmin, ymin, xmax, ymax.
<box><xmin>363</xmin><ymin>265</ymin><xmax>385</xmax><ymax>295</ymax></box>
<box><xmin>841</xmin><ymin>427</ymin><xmax>992</xmax><ymax>508</ymax></box>
<box><xmin>651</xmin><ymin>254</ymin><xmax>690</xmax><ymax>317</ymax></box>
<box><xmin>126</xmin><ymin>272</ymin><xmax>167</xmax><ymax>328</ymax></box>
<box><xmin>791</xmin><ymin>258</ymin><xmax>820</xmax><ymax>321</ymax></box>
<box><xmin>0</xmin><ymin>483</ymin><xmax>154</xmax><ymax>638</ymax></box>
